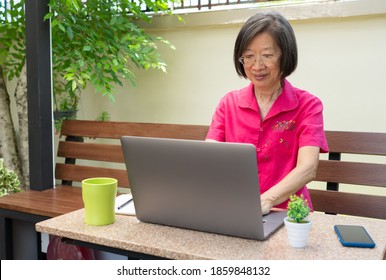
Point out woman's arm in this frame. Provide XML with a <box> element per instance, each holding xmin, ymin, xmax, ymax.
<box><xmin>260</xmin><ymin>146</ymin><xmax>320</xmax><ymax>214</ymax></box>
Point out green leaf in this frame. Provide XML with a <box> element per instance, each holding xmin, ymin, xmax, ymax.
<box><xmin>78</xmin><ymin>59</ymin><xmax>84</xmax><ymax>67</ymax></box>
<box><xmin>66</xmin><ymin>26</ymin><xmax>74</xmax><ymax>40</ymax></box>
<box><xmin>71</xmin><ymin>80</ymin><xmax>77</xmax><ymax>92</ymax></box>
<box><xmin>80</xmin><ymin>73</ymin><xmax>91</xmax><ymax>80</ymax></box>
<box><xmin>44</xmin><ymin>12</ymin><xmax>53</xmax><ymax>21</ymax></box>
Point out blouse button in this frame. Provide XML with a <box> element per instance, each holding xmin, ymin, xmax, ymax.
<box><xmin>259</xmin><ymin>128</ymin><xmax>264</xmax><ymax>132</ymax></box>
<box><xmin>256</xmin><ymin>148</ymin><xmax>261</xmax><ymax>152</ymax></box>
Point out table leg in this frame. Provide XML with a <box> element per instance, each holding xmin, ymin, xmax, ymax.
<box><xmin>0</xmin><ymin>217</ymin><xmax>14</xmax><ymax>259</ymax></box>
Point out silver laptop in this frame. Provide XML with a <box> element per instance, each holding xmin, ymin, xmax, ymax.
<box><xmin>120</xmin><ymin>136</ymin><xmax>286</xmax><ymax>240</ymax></box>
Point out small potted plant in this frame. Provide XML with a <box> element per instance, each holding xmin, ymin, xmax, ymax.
<box><xmin>0</xmin><ymin>158</ymin><xmax>22</xmax><ymax>197</ymax></box>
<box><xmin>284</xmin><ymin>194</ymin><xmax>312</xmax><ymax>248</ymax></box>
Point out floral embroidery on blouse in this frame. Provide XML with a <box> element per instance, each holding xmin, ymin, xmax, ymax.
<box><xmin>273</xmin><ymin>120</ymin><xmax>296</xmax><ymax>132</ymax></box>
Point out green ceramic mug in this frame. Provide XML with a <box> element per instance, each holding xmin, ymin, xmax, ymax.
<box><xmin>82</xmin><ymin>177</ymin><xmax>118</xmax><ymax>226</ymax></box>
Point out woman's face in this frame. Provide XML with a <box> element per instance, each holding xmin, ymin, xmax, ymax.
<box><xmin>241</xmin><ymin>32</ymin><xmax>282</xmax><ymax>92</ymax></box>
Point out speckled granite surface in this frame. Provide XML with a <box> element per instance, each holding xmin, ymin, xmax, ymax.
<box><xmin>36</xmin><ymin>210</ymin><xmax>386</xmax><ymax>260</ymax></box>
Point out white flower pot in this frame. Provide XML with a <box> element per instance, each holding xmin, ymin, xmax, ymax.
<box><xmin>284</xmin><ymin>217</ymin><xmax>312</xmax><ymax>248</ymax></box>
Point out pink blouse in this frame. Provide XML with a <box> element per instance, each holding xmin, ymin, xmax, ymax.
<box><xmin>206</xmin><ymin>79</ymin><xmax>329</xmax><ymax>210</ymax></box>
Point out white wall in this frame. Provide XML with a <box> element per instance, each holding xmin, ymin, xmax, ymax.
<box><xmin>291</xmin><ymin>16</ymin><xmax>386</xmax><ymax>133</ymax></box>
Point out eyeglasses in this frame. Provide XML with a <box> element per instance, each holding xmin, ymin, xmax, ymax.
<box><xmin>239</xmin><ymin>54</ymin><xmax>280</xmax><ymax>67</ymax></box>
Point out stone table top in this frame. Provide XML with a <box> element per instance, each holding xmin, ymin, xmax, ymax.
<box><xmin>36</xmin><ymin>210</ymin><xmax>386</xmax><ymax>260</ymax></box>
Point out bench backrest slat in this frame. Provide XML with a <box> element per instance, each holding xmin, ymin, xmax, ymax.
<box><xmin>326</xmin><ymin>131</ymin><xmax>386</xmax><ymax>155</ymax></box>
<box><xmin>56</xmin><ymin>163</ymin><xmax>129</xmax><ymax>187</ymax></box>
<box><xmin>309</xmin><ymin>189</ymin><xmax>386</xmax><ymax>219</ymax></box>
<box><xmin>60</xmin><ymin>120</ymin><xmax>209</xmax><ymax>140</ymax></box>
<box><xmin>315</xmin><ymin>160</ymin><xmax>386</xmax><ymax>187</ymax></box>
<box><xmin>58</xmin><ymin>142</ymin><xmax>124</xmax><ymax>163</ymax></box>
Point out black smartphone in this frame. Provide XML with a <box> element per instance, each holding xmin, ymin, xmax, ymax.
<box><xmin>334</xmin><ymin>225</ymin><xmax>376</xmax><ymax>248</ymax></box>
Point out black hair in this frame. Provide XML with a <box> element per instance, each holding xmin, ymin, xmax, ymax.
<box><xmin>234</xmin><ymin>12</ymin><xmax>298</xmax><ymax>80</ymax></box>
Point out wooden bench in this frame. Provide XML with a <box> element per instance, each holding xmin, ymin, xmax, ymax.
<box><xmin>310</xmin><ymin>131</ymin><xmax>386</xmax><ymax>219</ymax></box>
<box><xmin>1</xmin><ymin>120</ymin><xmax>386</xmax><ymax>259</ymax></box>
<box><xmin>54</xmin><ymin>123</ymin><xmax>386</xmax><ymax>220</ymax></box>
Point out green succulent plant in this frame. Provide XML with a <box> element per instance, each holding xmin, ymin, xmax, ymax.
<box><xmin>287</xmin><ymin>194</ymin><xmax>310</xmax><ymax>223</ymax></box>
<box><xmin>0</xmin><ymin>158</ymin><xmax>21</xmax><ymax>197</ymax></box>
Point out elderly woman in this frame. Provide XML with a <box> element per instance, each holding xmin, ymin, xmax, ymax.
<box><xmin>206</xmin><ymin>12</ymin><xmax>329</xmax><ymax>214</ymax></box>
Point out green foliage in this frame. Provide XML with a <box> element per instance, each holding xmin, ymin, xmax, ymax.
<box><xmin>286</xmin><ymin>194</ymin><xmax>310</xmax><ymax>223</ymax></box>
<box><xmin>0</xmin><ymin>0</ymin><xmax>26</xmax><ymax>80</ymax></box>
<box><xmin>96</xmin><ymin>111</ymin><xmax>111</xmax><ymax>122</ymax></box>
<box><xmin>0</xmin><ymin>158</ymin><xmax>21</xmax><ymax>197</ymax></box>
<box><xmin>0</xmin><ymin>0</ymin><xmax>179</xmax><ymax>113</ymax></box>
